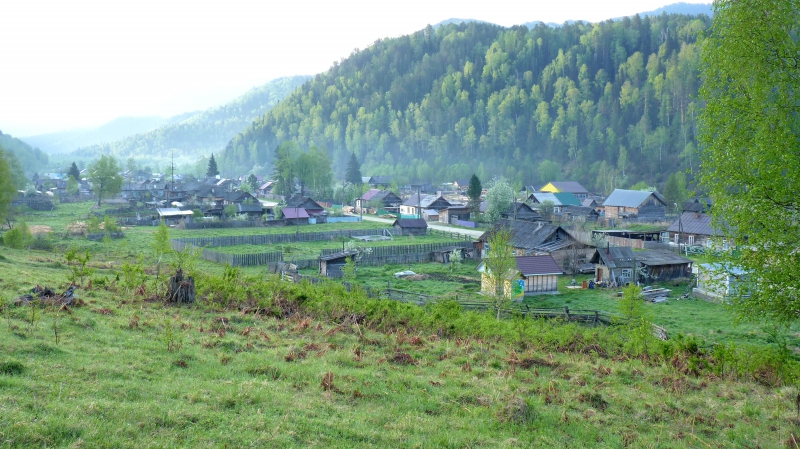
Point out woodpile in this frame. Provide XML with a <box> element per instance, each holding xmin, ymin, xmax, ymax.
<box><xmin>167</xmin><ymin>269</ymin><xmax>196</xmax><ymax>304</ymax></box>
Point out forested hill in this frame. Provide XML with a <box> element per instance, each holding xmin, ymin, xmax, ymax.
<box><xmin>72</xmin><ymin>76</ymin><xmax>311</xmax><ymax>160</ymax></box>
<box><xmin>0</xmin><ymin>131</ymin><xmax>49</xmax><ymax>173</ymax></box>
<box><xmin>221</xmin><ymin>14</ymin><xmax>708</xmax><ymax>193</ymax></box>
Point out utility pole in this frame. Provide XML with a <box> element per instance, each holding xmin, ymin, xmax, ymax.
<box><xmin>675</xmin><ymin>202</ymin><xmax>683</xmax><ymax>255</ymax></box>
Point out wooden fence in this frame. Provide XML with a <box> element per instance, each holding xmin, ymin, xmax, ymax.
<box><xmin>172</xmin><ymin>228</ymin><xmax>392</xmax><ymax>248</ymax></box>
<box><xmin>319</xmin><ymin>241</ymin><xmax>473</xmax><ymax>258</ymax></box>
<box><xmin>181</xmin><ymin>219</ymin><xmax>288</xmax><ymax>230</ymax></box>
<box><xmin>171</xmin><ymin>240</ymin><xmax>283</xmax><ymax>266</ymax></box>
<box><xmin>427</xmin><ymin>228</ymin><xmax>476</xmax><ymax>240</ymax></box>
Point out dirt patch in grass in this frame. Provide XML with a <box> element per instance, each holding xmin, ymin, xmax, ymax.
<box><xmin>391</xmin><ymin>352</ymin><xmax>416</xmax><ymax>365</ymax></box>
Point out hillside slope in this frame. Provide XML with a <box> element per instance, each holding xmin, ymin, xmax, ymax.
<box><xmin>22</xmin><ymin>115</ymin><xmax>194</xmax><ymax>155</ymax></box>
<box><xmin>221</xmin><ymin>15</ymin><xmax>708</xmax><ymax>193</ymax></box>
<box><xmin>0</xmin><ymin>130</ymin><xmax>49</xmax><ymax>174</ymax></box>
<box><xmin>71</xmin><ymin>76</ymin><xmax>310</xmax><ymax>160</ymax></box>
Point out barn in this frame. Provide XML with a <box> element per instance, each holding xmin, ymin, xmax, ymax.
<box><xmin>392</xmin><ymin>218</ymin><xmax>428</xmax><ymax>236</ymax></box>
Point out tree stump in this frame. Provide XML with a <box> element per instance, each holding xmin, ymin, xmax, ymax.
<box><xmin>167</xmin><ymin>269</ymin><xmax>196</xmax><ymax>304</ymax></box>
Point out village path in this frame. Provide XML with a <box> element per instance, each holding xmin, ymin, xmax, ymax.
<box><xmin>356</xmin><ymin>215</ymin><xmax>485</xmax><ymax>239</ymax></box>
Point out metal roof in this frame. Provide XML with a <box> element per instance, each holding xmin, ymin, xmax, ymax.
<box><xmin>480</xmin><ymin>219</ymin><xmax>578</xmax><ymax>253</ymax></box>
<box><xmin>282</xmin><ymin>208</ymin><xmax>309</xmax><ymax>219</ymax></box>
<box><xmin>603</xmin><ymin>189</ymin><xmax>666</xmax><ymax>208</ymax></box>
<box><xmin>667</xmin><ymin>212</ymin><xmax>720</xmax><ymax>236</ymax></box>
<box><xmin>515</xmin><ymin>255</ymin><xmax>563</xmax><ymax>276</ymax></box>
<box><xmin>156</xmin><ymin>208</ymin><xmax>193</xmax><ymax>217</ymax></box>
<box><xmin>542</xmin><ymin>181</ymin><xmax>589</xmax><ymax>194</ymax></box>
<box><xmin>393</xmin><ymin>218</ymin><xmax>428</xmax><ymax>228</ymax></box>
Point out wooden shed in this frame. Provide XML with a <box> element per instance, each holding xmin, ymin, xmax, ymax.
<box><xmin>319</xmin><ymin>250</ymin><xmax>359</xmax><ymax>278</ymax></box>
<box><xmin>477</xmin><ymin>255</ymin><xmax>562</xmax><ymax>297</ymax></box>
<box><xmin>392</xmin><ymin>218</ymin><xmax>428</xmax><ymax>236</ymax></box>
<box><xmin>591</xmin><ymin>247</ymin><xmax>692</xmax><ymax>286</ymax></box>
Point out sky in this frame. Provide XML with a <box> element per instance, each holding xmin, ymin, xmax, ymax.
<box><xmin>1</xmin><ymin>0</ymin><xmax>710</xmax><ymax>136</ymax></box>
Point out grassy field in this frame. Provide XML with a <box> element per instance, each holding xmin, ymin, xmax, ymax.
<box><xmin>1</xmin><ymin>244</ymin><xmax>798</xmax><ymax>448</ymax></box>
<box><xmin>1</xmin><ymin>202</ymin><xmax>799</xmax><ymax>447</ymax></box>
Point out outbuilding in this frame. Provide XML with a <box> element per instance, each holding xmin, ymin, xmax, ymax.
<box><xmin>319</xmin><ymin>250</ymin><xmax>359</xmax><ymax>278</ymax></box>
<box><xmin>392</xmin><ymin>218</ymin><xmax>428</xmax><ymax>236</ymax></box>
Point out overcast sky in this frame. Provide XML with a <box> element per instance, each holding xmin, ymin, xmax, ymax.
<box><xmin>1</xmin><ymin>0</ymin><xmax>710</xmax><ymax>136</ymax></box>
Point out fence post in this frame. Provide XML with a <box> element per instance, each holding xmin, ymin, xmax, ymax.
<box><xmin>565</xmin><ymin>306</ymin><xmax>570</xmax><ymax>321</ymax></box>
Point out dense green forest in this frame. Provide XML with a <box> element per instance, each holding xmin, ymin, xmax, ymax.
<box><xmin>221</xmin><ymin>14</ymin><xmax>708</xmax><ymax>193</ymax></box>
<box><xmin>0</xmin><ymin>131</ymin><xmax>49</xmax><ymax>174</ymax></box>
<box><xmin>72</xmin><ymin>76</ymin><xmax>310</xmax><ymax>162</ymax></box>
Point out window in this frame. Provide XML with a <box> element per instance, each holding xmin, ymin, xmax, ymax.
<box><xmin>621</xmin><ymin>268</ymin><xmax>632</xmax><ymax>278</ymax></box>
<box><xmin>688</xmin><ymin>235</ymin><xmax>695</xmax><ymax>245</ymax></box>
<box><xmin>674</xmin><ymin>234</ymin><xmax>680</xmax><ymax>244</ymax></box>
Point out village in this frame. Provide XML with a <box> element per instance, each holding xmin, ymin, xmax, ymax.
<box><xmin>7</xmin><ymin>163</ymin><xmax>746</xmax><ymax>344</ymax></box>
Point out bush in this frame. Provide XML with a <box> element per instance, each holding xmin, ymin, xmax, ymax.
<box><xmin>3</xmin><ymin>221</ymin><xmax>33</xmax><ymax>249</ymax></box>
<box><xmin>30</xmin><ymin>234</ymin><xmax>53</xmax><ymax>251</ymax></box>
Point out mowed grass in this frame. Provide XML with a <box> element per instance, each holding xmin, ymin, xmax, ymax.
<box><xmin>0</xmin><ymin>246</ymin><xmax>797</xmax><ymax>448</ymax></box>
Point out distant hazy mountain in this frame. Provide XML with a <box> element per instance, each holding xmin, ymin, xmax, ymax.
<box><xmin>23</xmin><ymin>114</ymin><xmax>195</xmax><ymax>155</ymax></box>
<box><xmin>0</xmin><ymin>130</ymin><xmax>49</xmax><ymax>173</ymax></box>
<box><xmin>70</xmin><ymin>75</ymin><xmax>310</xmax><ymax>160</ymax></box>
<box><xmin>631</xmin><ymin>2</ymin><xmax>713</xmax><ymax>18</ymax></box>
<box><xmin>438</xmin><ymin>3</ymin><xmax>712</xmax><ymax>30</ymax></box>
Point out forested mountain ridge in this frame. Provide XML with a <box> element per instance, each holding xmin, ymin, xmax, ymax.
<box><xmin>71</xmin><ymin>76</ymin><xmax>311</xmax><ymax>161</ymax></box>
<box><xmin>221</xmin><ymin>14</ymin><xmax>708</xmax><ymax>193</ymax></box>
<box><xmin>23</xmin><ymin>115</ymin><xmax>194</xmax><ymax>155</ymax></box>
<box><xmin>0</xmin><ymin>131</ymin><xmax>49</xmax><ymax>174</ymax></box>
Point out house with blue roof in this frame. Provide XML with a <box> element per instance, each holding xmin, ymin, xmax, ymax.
<box><xmin>602</xmin><ymin>189</ymin><xmax>667</xmax><ymax>221</ymax></box>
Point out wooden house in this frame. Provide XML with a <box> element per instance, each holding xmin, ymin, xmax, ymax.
<box><xmin>319</xmin><ymin>250</ymin><xmax>359</xmax><ymax>278</ymax></box>
<box><xmin>562</xmin><ymin>205</ymin><xmax>600</xmax><ymax>222</ymax></box>
<box><xmin>286</xmin><ymin>196</ymin><xmax>325</xmax><ymax>215</ymax></box>
<box><xmin>528</xmin><ymin>192</ymin><xmax>582</xmax><ymax>214</ymax></box>
<box><xmin>477</xmin><ymin>219</ymin><xmax>585</xmax><ymax>260</ymax></box>
<box><xmin>363</xmin><ymin>176</ymin><xmax>393</xmax><ymax>189</ymax></box>
<box><xmin>439</xmin><ymin>206</ymin><xmax>473</xmax><ymax>224</ymax></box>
<box><xmin>235</xmin><ymin>203</ymin><xmax>265</xmax><ymax>219</ymax></box>
<box><xmin>400</xmin><ymin>194</ymin><xmax>451</xmax><ymax>216</ymax></box>
<box><xmin>477</xmin><ymin>255</ymin><xmax>562</xmax><ymax>297</ymax></box>
<box><xmin>539</xmin><ymin>181</ymin><xmax>589</xmax><ymax>199</ymax></box>
<box><xmin>602</xmin><ymin>189</ymin><xmax>667</xmax><ymax>221</ymax></box>
<box><xmin>694</xmin><ymin>263</ymin><xmax>748</xmax><ymax>302</ymax></box>
<box><xmin>590</xmin><ymin>247</ymin><xmax>692</xmax><ymax>285</ymax></box>
<box><xmin>392</xmin><ymin>218</ymin><xmax>428</xmax><ymax>236</ymax></box>
<box><xmin>356</xmin><ymin>189</ymin><xmax>402</xmax><ymax>213</ymax></box>
<box><xmin>501</xmin><ymin>202</ymin><xmax>542</xmax><ymax>222</ymax></box>
<box><xmin>667</xmin><ymin>212</ymin><xmax>721</xmax><ymax>247</ymax></box>
<box><xmin>282</xmin><ymin>207</ymin><xmax>309</xmax><ymax>225</ymax></box>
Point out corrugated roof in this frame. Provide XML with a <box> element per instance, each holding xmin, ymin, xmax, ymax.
<box><xmin>480</xmin><ymin>219</ymin><xmax>577</xmax><ymax>253</ymax></box>
<box><xmin>581</xmin><ymin>198</ymin><xmax>598</xmax><ymax>207</ymax></box>
<box><xmin>543</xmin><ymin>181</ymin><xmax>588</xmax><ymax>194</ymax></box>
<box><xmin>515</xmin><ymin>255</ymin><xmax>563</xmax><ymax>276</ymax></box>
<box><xmin>530</xmin><ymin>192</ymin><xmax>561</xmax><ymax>205</ymax></box>
<box><xmin>637</xmin><ymin>250</ymin><xmax>692</xmax><ymax>267</ymax></box>
<box><xmin>667</xmin><ymin>212</ymin><xmax>720</xmax><ymax>236</ymax></box>
<box><xmin>319</xmin><ymin>250</ymin><xmax>359</xmax><ymax>261</ymax></box>
<box><xmin>552</xmin><ymin>192</ymin><xmax>582</xmax><ymax>206</ymax></box>
<box><xmin>360</xmin><ymin>189</ymin><xmax>382</xmax><ymax>201</ymax></box>
<box><xmin>603</xmin><ymin>189</ymin><xmax>665</xmax><ymax>208</ymax></box>
<box><xmin>282</xmin><ymin>208</ymin><xmax>309</xmax><ymax>219</ymax></box>
<box><xmin>591</xmin><ymin>247</ymin><xmax>691</xmax><ymax>268</ymax></box>
<box><xmin>394</xmin><ymin>218</ymin><xmax>428</xmax><ymax>228</ymax></box>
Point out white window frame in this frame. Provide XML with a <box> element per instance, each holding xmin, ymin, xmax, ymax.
<box><xmin>621</xmin><ymin>268</ymin><xmax>632</xmax><ymax>278</ymax></box>
<box><xmin>688</xmin><ymin>235</ymin><xmax>695</xmax><ymax>245</ymax></box>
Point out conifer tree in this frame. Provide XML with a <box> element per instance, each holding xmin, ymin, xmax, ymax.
<box><xmin>206</xmin><ymin>154</ymin><xmax>220</xmax><ymax>178</ymax></box>
<box><xmin>345</xmin><ymin>152</ymin><xmax>362</xmax><ymax>185</ymax></box>
<box><xmin>68</xmin><ymin>162</ymin><xmax>81</xmax><ymax>181</ymax></box>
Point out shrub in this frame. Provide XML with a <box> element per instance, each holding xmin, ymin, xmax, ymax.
<box><xmin>3</xmin><ymin>221</ymin><xmax>33</xmax><ymax>249</ymax></box>
<box><xmin>30</xmin><ymin>234</ymin><xmax>53</xmax><ymax>251</ymax></box>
